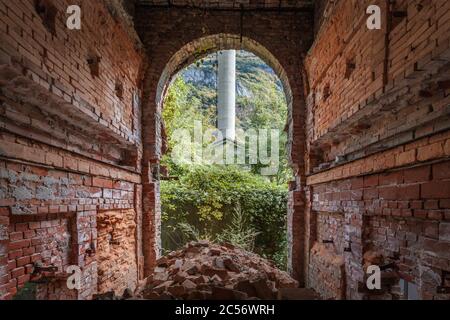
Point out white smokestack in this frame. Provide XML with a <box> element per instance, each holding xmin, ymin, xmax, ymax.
<box><xmin>217</xmin><ymin>50</ymin><xmax>236</xmax><ymax>141</ymax></box>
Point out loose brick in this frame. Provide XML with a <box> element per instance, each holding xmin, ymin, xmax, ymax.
<box><xmin>364</xmin><ymin>175</ymin><xmax>379</xmax><ymax>187</ymax></box>
<box><xmin>8</xmin><ymin>240</ymin><xmax>30</xmax><ymax>251</ymax></box>
<box><xmin>16</xmin><ymin>256</ymin><xmax>30</xmax><ymax>267</ymax></box>
<box><xmin>93</xmin><ymin>177</ymin><xmax>113</xmax><ymax>189</ymax></box>
<box><xmin>417</xmin><ymin>143</ymin><xmax>444</xmax><ymax>162</ymax></box>
<box><xmin>432</xmin><ymin>161</ymin><xmax>450</xmax><ymax>180</ymax></box>
<box><xmin>11</xmin><ymin>267</ymin><xmax>25</xmax><ymax>278</ymax></box>
<box><xmin>379</xmin><ymin>171</ymin><xmax>403</xmax><ymax>185</ymax></box>
<box><xmin>421</xmin><ymin>181</ymin><xmax>450</xmax><ymax>199</ymax></box>
<box><xmin>404</xmin><ymin>166</ymin><xmax>430</xmax><ymax>183</ymax></box>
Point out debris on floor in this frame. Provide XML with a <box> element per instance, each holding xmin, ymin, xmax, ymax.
<box><xmin>137</xmin><ymin>241</ymin><xmax>299</xmax><ymax>300</ymax></box>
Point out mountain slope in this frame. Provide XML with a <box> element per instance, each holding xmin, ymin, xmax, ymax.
<box><xmin>179</xmin><ymin>51</ymin><xmax>287</xmax><ymax>131</ymax></box>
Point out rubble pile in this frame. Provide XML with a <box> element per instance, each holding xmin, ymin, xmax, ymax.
<box><xmin>139</xmin><ymin>241</ymin><xmax>298</xmax><ymax>300</ymax></box>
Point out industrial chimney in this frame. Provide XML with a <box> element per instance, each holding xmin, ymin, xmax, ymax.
<box><xmin>217</xmin><ymin>50</ymin><xmax>236</xmax><ymax>142</ymax></box>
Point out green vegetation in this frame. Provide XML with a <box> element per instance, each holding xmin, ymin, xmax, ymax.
<box><xmin>161</xmin><ymin>166</ymin><xmax>288</xmax><ymax>267</ymax></box>
<box><xmin>161</xmin><ymin>51</ymin><xmax>291</xmax><ymax>268</ymax></box>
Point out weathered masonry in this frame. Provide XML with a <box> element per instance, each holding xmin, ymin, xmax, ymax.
<box><xmin>0</xmin><ymin>0</ymin><xmax>449</xmax><ymax>300</ymax></box>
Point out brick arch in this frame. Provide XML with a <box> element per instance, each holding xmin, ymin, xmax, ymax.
<box><xmin>155</xmin><ymin>34</ymin><xmax>293</xmax><ymax>117</ymax></box>
<box><xmin>137</xmin><ymin>10</ymin><xmax>313</xmax><ymax>281</ymax></box>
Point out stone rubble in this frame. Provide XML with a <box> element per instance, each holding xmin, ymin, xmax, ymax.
<box><xmin>1</xmin><ymin>0</ymin><xmax>449</xmax><ymax>301</ymax></box>
<box><xmin>137</xmin><ymin>241</ymin><xmax>298</xmax><ymax>300</ymax></box>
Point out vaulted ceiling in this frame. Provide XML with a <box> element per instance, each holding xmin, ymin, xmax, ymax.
<box><xmin>138</xmin><ymin>0</ymin><xmax>315</xmax><ymax>10</ymax></box>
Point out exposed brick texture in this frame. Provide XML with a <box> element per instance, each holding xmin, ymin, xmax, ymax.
<box><xmin>308</xmin><ymin>243</ymin><xmax>345</xmax><ymax>300</ymax></box>
<box><xmin>304</xmin><ymin>0</ymin><xmax>450</xmax><ymax>299</ymax></box>
<box><xmin>309</xmin><ymin>160</ymin><xmax>450</xmax><ymax>299</ymax></box>
<box><xmin>0</xmin><ymin>0</ymin><xmax>144</xmax><ymax>300</ymax></box>
<box><xmin>0</xmin><ymin>0</ymin><xmax>449</xmax><ymax>300</ymax></box>
<box><xmin>306</xmin><ymin>0</ymin><xmax>449</xmax><ymax>167</ymax></box>
<box><xmin>97</xmin><ymin>209</ymin><xmax>137</xmax><ymax>295</ymax></box>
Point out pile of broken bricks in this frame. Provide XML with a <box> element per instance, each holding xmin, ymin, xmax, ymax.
<box><xmin>137</xmin><ymin>240</ymin><xmax>299</xmax><ymax>300</ymax></box>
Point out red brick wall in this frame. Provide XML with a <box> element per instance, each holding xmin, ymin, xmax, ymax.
<box><xmin>309</xmin><ymin>157</ymin><xmax>450</xmax><ymax>299</ymax></box>
<box><xmin>0</xmin><ymin>0</ymin><xmax>145</xmax><ymax>300</ymax></box>
<box><xmin>0</xmin><ymin>0</ymin><xmax>144</xmax><ymax>144</ymax></box>
<box><xmin>6</xmin><ymin>213</ymin><xmax>72</xmax><ymax>299</ymax></box>
<box><xmin>97</xmin><ymin>209</ymin><xmax>137</xmax><ymax>295</ymax></box>
<box><xmin>308</xmin><ymin>242</ymin><xmax>345</xmax><ymax>300</ymax></box>
<box><xmin>305</xmin><ymin>0</ymin><xmax>450</xmax><ymax>299</ymax></box>
<box><xmin>0</xmin><ymin>133</ymin><xmax>141</xmax><ymax>299</ymax></box>
<box><xmin>135</xmin><ymin>8</ymin><xmax>314</xmax><ymax>279</ymax></box>
<box><xmin>1</xmin><ymin>0</ymin><xmax>448</xmax><ymax>300</ymax></box>
<box><xmin>305</xmin><ymin>0</ymin><xmax>449</xmax><ymax>169</ymax></box>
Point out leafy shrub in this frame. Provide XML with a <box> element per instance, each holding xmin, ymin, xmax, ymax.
<box><xmin>215</xmin><ymin>203</ymin><xmax>260</xmax><ymax>252</ymax></box>
<box><xmin>161</xmin><ymin>165</ymin><xmax>288</xmax><ymax>268</ymax></box>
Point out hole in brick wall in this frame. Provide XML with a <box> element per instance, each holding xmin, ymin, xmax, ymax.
<box><xmin>391</xmin><ymin>1</ymin><xmax>408</xmax><ymax>29</ymax></box>
<box><xmin>7</xmin><ymin>214</ymin><xmax>76</xmax><ymax>300</ymax></box>
<box><xmin>438</xmin><ymin>80</ymin><xmax>450</xmax><ymax>90</ymax></box>
<box><xmin>34</xmin><ymin>0</ymin><xmax>57</xmax><ymax>35</ymax></box>
<box><xmin>399</xmin><ymin>279</ymin><xmax>420</xmax><ymax>300</ymax></box>
<box><xmin>323</xmin><ymin>84</ymin><xmax>331</xmax><ymax>101</ymax></box>
<box><xmin>392</xmin><ymin>11</ymin><xmax>408</xmax><ymax>18</ymax></box>
<box><xmin>97</xmin><ymin>210</ymin><xmax>137</xmax><ymax>295</ymax></box>
<box><xmin>437</xmin><ymin>270</ymin><xmax>450</xmax><ymax>294</ymax></box>
<box><xmin>87</xmin><ymin>55</ymin><xmax>101</xmax><ymax>78</ymax></box>
<box><xmin>345</xmin><ymin>59</ymin><xmax>356</xmax><ymax>79</ymax></box>
<box><xmin>115</xmin><ymin>80</ymin><xmax>124</xmax><ymax>100</ymax></box>
<box><xmin>12</xmin><ymin>282</ymin><xmax>38</xmax><ymax>300</ymax></box>
<box><xmin>120</xmin><ymin>148</ymin><xmax>138</xmax><ymax>167</ymax></box>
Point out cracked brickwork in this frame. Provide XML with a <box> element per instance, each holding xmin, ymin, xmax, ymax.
<box><xmin>0</xmin><ymin>0</ymin><xmax>144</xmax><ymax>300</ymax></box>
<box><xmin>0</xmin><ymin>0</ymin><xmax>449</xmax><ymax>300</ymax></box>
<box><xmin>97</xmin><ymin>209</ymin><xmax>137</xmax><ymax>295</ymax></box>
<box><xmin>305</xmin><ymin>0</ymin><xmax>450</xmax><ymax>300</ymax></box>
